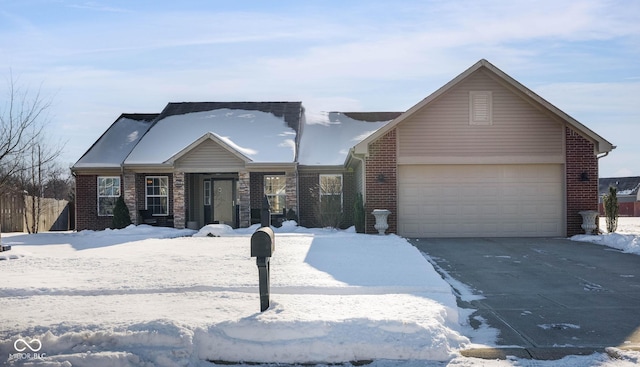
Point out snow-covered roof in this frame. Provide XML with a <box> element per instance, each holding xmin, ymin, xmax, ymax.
<box><xmin>599</xmin><ymin>177</ymin><xmax>640</xmax><ymax>197</ymax></box>
<box><xmin>298</xmin><ymin>112</ymin><xmax>400</xmax><ymax>166</ymax></box>
<box><xmin>125</xmin><ymin>103</ymin><xmax>302</xmax><ymax>165</ymax></box>
<box><xmin>73</xmin><ymin>114</ymin><xmax>157</xmax><ymax>168</ymax></box>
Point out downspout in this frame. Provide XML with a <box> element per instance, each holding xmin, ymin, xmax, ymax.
<box><xmin>349</xmin><ymin>148</ymin><xmax>367</xmax><ymax>231</ymax></box>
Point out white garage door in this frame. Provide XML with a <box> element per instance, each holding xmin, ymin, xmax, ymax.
<box><xmin>398</xmin><ymin>164</ymin><xmax>564</xmax><ymax>237</ymax></box>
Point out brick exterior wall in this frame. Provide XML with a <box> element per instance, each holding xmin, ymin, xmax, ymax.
<box><xmin>364</xmin><ymin>129</ymin><xmax>397</xmax><ymax>234</ymax></box>
<box><xmin>298</xmin><ymin>172</ymin><xmax>319</xmax><ymax>227</ymax></box>
<box><xmin>75</xmin><ymin>175</ymin><xmax>121</xmax><ymax>230</ymax></box>
<box><xmin>566</xmin><ymin>127</ymin><xmax>599</xmax><ymax>236</ymax></box>
<box><xmin>298</xmin><ymin>170</ymin><xmax>354</xmax><ymax>229</ymax></box>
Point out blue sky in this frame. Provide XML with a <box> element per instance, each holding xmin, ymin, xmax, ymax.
<box><xmin>1</xmin><ymin>0</ymin><xmax>638</xmax><ymax>177</ymax></box>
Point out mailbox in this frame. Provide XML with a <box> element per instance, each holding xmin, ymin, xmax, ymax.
<box><xmin>251</xmin><ymin>227</ymin><xmax>275</xmax><ymax>258</ymax></box>
<box><xmin>251</xmin><ymin>226</ymin><xmax>275</xmax><ymax>312</ymax></box>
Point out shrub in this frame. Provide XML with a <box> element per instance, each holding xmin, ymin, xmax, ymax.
<box><xmin>353</xmin><ymin>193</ymin><xmax>365</xmax><ymax>233</ymax></box>
<box><xmin>286</xmin><ymin>208</ymin><xmax>298</xmax><ymax>222</ymax></box>
<box><xmin>602</xmin><ymin>186</ymin><xmax>618</xmax><ymax>233</ymax></box>
<box><xmin>112</xmin><ymin>196</ymin><xmax>132</xmax><ymax>229</ymax></box>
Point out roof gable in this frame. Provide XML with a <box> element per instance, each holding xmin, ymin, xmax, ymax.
<box><xmin>167</xmin><ymin>132</ymin><xmax>252</xmax><ymax>165</ymax></box>
<box><xmin>354</xmin><ymin>59</ymin><xmax>614</xmax><ymax>155</ymax></box>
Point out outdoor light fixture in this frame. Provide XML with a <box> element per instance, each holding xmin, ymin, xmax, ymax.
<box><xmin>377</xmin><ymin>173</ymin><xmax>386</xmax><ymax>183</ymax></box>
<box><xmin>580</xmin><ymin>171</ymin><xmax>590</xmax><ymax>182</ymax></box>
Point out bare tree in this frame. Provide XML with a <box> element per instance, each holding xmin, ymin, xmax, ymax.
<box><xmin>0</xmin><ymin>72</ymin><xmax>53</xmax><ymax>194</ymax></box>
<box><xmin>1</xmin><ymin>72</ymin><xmax>63</xmax><ymax>233</ymax></box>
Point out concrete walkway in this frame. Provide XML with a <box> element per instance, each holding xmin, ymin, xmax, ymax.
<box><xmin>410</xmin><ymin>237</ymin><xmax>640</xmax><ymax>360</ymax></box>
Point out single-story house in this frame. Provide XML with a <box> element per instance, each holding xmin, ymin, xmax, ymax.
<box><xmin>599</xmin><ymin>177</ymin><xmax>640</xmax><ymax>217</ymax></box>
<box><xmin>72</xmin><ymin>59</ymin><xmax>614</xmax><ymax>237</ymax></box>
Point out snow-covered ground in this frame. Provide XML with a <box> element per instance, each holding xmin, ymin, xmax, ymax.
<box><xmin>570</xmin><ymin>216</ymin><xmax>640</xmax><ymax>255</ymax></box>
<box><xmin>1</xmin><ymin>220</ymin><xmax>639</xmax><ymax>366</ymax></box>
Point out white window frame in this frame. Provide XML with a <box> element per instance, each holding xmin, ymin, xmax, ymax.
<box><xmin>319</xmin><ymin>174</ymin><xmax>343</xmax><ymax>210</ymax></box>
<box><xmin>145</xmin><ymin>176</ymin><xmax>169</xmax><ymax>216</ymax></box>
<box><xmin>264</xmin><ymin>175</ymin><xmax>286</xmax><ymax>213</ymax></box>
<box><xmin>97</xmin><ymin>176</ymin><xmax>121</xmax><ymax>216</ymax></box>
<box><xmin>469</xmin><ymin>91</ymin><xmax>493</xmax><ymax>125</ymax></box>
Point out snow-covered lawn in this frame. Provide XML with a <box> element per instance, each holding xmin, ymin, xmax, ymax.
<box><xmin>570</xmin><ymin>216</ymin><xmax>640</xmax><ymax>255</ymax></box>
<box><xmin>1</xmin><ymin>220</ymin><xmax>639</xmax><ymax>366</ymax></box>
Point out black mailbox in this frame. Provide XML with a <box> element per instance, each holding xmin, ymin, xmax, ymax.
<box><xmin>251</xmin><ymin>227</ymin><xmax>275</xmax><ymax>258</ymax></box>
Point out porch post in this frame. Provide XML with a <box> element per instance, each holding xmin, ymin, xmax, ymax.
<box><xmin>173</xmin><ymin>171</ymin><xmax>186</xmax><ymax>229</ymax></box>
<box><xmin>123</xmin><ymin>170</ymin><xmax>137</xmax><ymax>224</ymax></box>
<box><xmin>238</xmin><ymin>171</ymin><xmax>251</xmax><ymax>228</ymax></box>
<box><xmin>285</xmin><ymin>170</ymin><xmax>298</xmax><ymax>216</ymax></box>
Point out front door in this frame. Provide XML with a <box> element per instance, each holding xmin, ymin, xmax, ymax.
<box><xmin>212</xmin><ymin>179</ymin><xmax>234</xmax><ymax>226</ymax></box>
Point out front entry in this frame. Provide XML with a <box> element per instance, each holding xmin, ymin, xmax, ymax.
<box><xmin>203</xmin><ymin>178</ymin><xmax>236</xmax><ymax>226</ymax></box>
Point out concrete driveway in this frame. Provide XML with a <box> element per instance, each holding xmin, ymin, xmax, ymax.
<box><xmin>410</xmin><ymin>237</ymin><xmax>640</xmax><ymax>359</ymax></box>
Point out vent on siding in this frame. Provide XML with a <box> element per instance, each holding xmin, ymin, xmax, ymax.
<box><xmin>469</xmin><ymin>91</ymin><xmax>493</xmax><ymax>125</ymax></box>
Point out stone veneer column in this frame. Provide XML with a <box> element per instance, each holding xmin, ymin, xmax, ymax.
<box><xmin>173</xmin><ymin>171</ymin><xmax>186</xmax><ymax>229</ymax></box>
<box><xmin>123</xmin><ymin>171</ymin><xmax>137</xmax><ymax>224</ymax></box>
<box><xmin>285</xmin><ymin>170</ymin><xmax>298</xmax><ymax>216</ymax></box>
<box><xmin>238</xmin><ymin>171</ymin><xmax>251</xmax><ymax>228</ymax></box>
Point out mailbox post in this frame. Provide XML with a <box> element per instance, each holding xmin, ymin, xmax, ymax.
<box><xmin>251</xmin><ymin>226</ymin><xmax>275</xmax><ymax>312</ymax></box>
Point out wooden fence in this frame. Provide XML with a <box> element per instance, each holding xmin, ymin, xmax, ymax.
<box><xmin>1</xmin><ymin>194</ymin><xmax>72</xmax><ymax>232</ymax></box>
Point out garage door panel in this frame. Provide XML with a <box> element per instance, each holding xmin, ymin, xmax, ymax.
<box><xmin>398</xmin><ymin>164</ymin><xmax>564</xmax><ymax>237</ymax></box>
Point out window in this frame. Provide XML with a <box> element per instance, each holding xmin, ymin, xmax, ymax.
<box><xmin>204</xmin><ymin>180</ymin><xmax>211</xmax><ymax>206</ymax></box>
<box><xmin>146</xmin><ymin>176</ymin><xmax>169</xmax><ymax>215</ymax></box>
<box><xmin>320</xmin><ymin>174</ymin><xmax>343</xmax><ymax>210</ymax></box>
<box><xmin>97</xmin><ymin>176</ymin><xmax>120</xmax><ymax>216</ymax></box>
<box><xmin>469</xmin><ymin>91</ymin><xmax>493</xmax><ymax>125</ymax></box>
<box><xmin>264</xmin><ymin>175</ymin><xmax>286</xmax><ymax>213</ymax></box>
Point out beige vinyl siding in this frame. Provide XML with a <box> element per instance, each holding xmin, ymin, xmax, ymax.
<box><xmin>398</xmin><ymin>70</ymin><xmax>564</xmax><ymax>163</ymax></box>
<box><xmin>175</xmin><ymin>139</ymin><xmax>246</xmax><ymax>171</ymax></box>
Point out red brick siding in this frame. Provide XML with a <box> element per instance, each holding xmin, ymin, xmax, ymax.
<box><xmin>298</xmin><ymin>172</ymin><xmax>319</xmax><ymax>227</ymax></box>
<box><xmin>298</xmin><ymin>170</ymin><xmax>355</xmax><ymax>229</ymax></box>
<box><xmin>250</xmin><ymin>172</ymin><xmax>266</xmax><ymax>209</ymax></box>
<box><xmin>75</xmin><ymin>175</ymin><xmax>121</xmax><ymax>230</ymax></box>
<box><xmin>566</xmin><ymin>127</ymin><xmax>599</xmax><ymax>236</ymax></box>
<box><xmin>364</xmin><ymin>129</ymin><xmax>397</xmax><ymax>234</ymax></box>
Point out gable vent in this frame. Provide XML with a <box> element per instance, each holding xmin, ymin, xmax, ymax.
<box><xmin>470</xmin><ymin>91</ymin><xmax>493</xmax><ymax>125</ymax></box>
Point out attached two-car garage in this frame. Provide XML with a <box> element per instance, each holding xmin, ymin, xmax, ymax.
<box><xmin>397</xmin><ymin>164</ymin><xmax>564</xmax><ymax>237</ymax></box>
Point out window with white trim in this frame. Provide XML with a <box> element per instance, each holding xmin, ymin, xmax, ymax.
<box><xmin>469</xmin><ymin>91</ymin><xmax>493</xmax><ymax>125</ymax></box>
<box><xmin>146</xmin><ymin>176</ymin><xmax>169</xmax><ymax>215</ymax></box>
<box><xmin>264</xmin><ymin>175</ymin><xmax>286</xmax><ymax>213</ymax></box>
<box><xmin>97</xmin><ymin>176</ymin><xmax>120</xmax><ymax>216</ymax></box>
<box><xmin>320</xmin><ymin>174</ymin><xmax>343</xmax><ymax>210</ymax></box>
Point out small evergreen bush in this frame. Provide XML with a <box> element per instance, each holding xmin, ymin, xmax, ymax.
<box><xmin>353</xmin><ymin>193</ymin><xmax>365</xmax><ymax>233</ymax></box>
<box><xmin>602</xmin><ymin>186</ymin><xmax>618</xmax><ymax>233</ymax></box>
<box><xmin>112</xmin><ymin>196</ymin><xmax>132</xmax><ymax>229</ymax></box>
<box><xmin>286</xmin><ymin>208</ymin><xmax>298</xmax><ymax>222</ymax></box>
